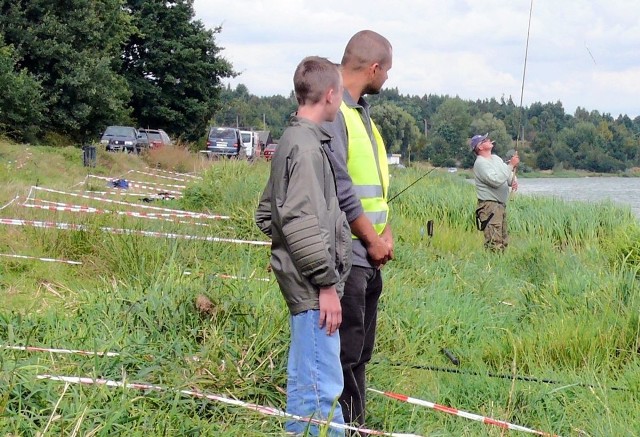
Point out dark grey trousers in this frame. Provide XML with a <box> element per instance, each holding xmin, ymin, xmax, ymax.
<box><xmin>338</xmin><ymin>265</ymin><xmax>383</xmax><ymax>430</ymax></box>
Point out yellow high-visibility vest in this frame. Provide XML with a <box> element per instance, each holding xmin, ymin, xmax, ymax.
<box><xmin>340</xmin><ymin>102</ymin><xmax>389</xmax><ymax>236</ymax></box>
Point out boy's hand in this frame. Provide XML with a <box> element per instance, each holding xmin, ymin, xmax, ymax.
<box><xmin>319</xmin><ymin>286</ymin><xmax>342</xmax><ymax>335</ymax></box>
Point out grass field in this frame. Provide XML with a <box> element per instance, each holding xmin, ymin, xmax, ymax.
<box><xmin>1</xmin><ymin>140</ymin><xmax>639</xmax><ymax>436</ymax></box>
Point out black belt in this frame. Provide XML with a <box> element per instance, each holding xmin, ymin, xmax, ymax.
<box><xmin>478</xmin><ymin>199</ymin><xmax>505</xmax><ymax>206</ymax></box>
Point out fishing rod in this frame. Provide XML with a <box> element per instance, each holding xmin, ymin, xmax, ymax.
<box><xmin>504</xmin><ymin>0</ymin><xmax>534</xmax><ymax>191</ymax></box>
<box><xmin>374</xmin><ymin>359</ymin><xmax>628</xmax><ymax>392</ymax></box>
<box><xmin>515</xmin><ymin>0</ymin><xmax>534</xmax><ymax>153</ymax></box>
<box><xmin>387</xmin><ymin>168</ymin><xmax>437</xmax><ymax>203</ymax></box>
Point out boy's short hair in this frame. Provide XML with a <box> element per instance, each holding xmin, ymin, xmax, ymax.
<box><xmin>293</xmin><ymin>56</ymin><xmax>341</xmax><ymax>106</ymax></box>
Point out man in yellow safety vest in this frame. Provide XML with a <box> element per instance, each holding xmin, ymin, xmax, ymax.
<box><xmin>323</xmin><ymin>29</ymin><xmax>393</xmax><ymax>430</ymax></box>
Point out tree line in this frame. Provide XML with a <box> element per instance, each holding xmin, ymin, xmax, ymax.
<box><xmin>0</xmin><ymin>0</ymin><xmax>233</xmax><ymax>144</ymax></box>
<box><xmin>217</xmin><ymin>84</ymin><xmax>640</xmax><ymax>172</ymax></box>
<box><xmin>1</xmin><ymin>1</ymin><xmax>638</xmax><ymax>172</ymax></box>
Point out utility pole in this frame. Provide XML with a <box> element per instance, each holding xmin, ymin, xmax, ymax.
<box><xmin>263</xmin><ymin>113</ymin><xmax>266</xmax><ymax>130</ymax></box>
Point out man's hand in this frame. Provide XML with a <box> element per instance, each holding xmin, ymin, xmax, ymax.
<box><xmin>366</xmin><ymin>237</ymin><xmax>391</xmax><ymax>267</ymax></box>
<box><xmin>319</xmin><ymin>286</ymin><xmax>342</xmax><ymax>335</ymax></box>
<box><xmin>349</xmin><ymin>214</ymin><xmax>391</xmax><ymax>267</ymax></box>
<box><xmin>508</xmin><ymin>152</ymin><xmax>520</xmax><ymax>167</ymax></box>
<box><xmin>380</xmin><ymin>225</ymin><xmax>394</xmax><ymax>261</ymax></box>
<box><xmin>511</xmin><ymin>176</ymin><xmax>519</xmax><ymax>192</ymax></box>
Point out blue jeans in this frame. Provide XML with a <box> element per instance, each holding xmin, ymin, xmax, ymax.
<box><xmin>286</xmin><ymin>310</ymin><xmax>345</xmax><ymax>436</ymax></box>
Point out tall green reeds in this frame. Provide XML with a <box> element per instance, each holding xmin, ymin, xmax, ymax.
<box><xmin>1</xmin><ymin>151</ymin><xmax>639</xmax><ymax>435</ymax></box>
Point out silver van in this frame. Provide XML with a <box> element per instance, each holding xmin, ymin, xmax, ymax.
<box><xmin>240</xmin><ymin>130</ymin><xmax>256</xmax><ymax>158</ymax></box>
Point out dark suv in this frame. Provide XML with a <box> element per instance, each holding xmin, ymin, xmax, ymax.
<box><xmin>100</xmin><ymin>125</ymin><xmax>144</xmax><ymax>153</ymax></box>
<box><xmin>206</xmin><ymin>127</ymin><xmax>245</xmax><ymax>158</ymax></box>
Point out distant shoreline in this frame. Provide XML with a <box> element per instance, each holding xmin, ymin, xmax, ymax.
<box><xmin>454</xmin><ymin>168</ymin><xmax>640</xmax><ymax>179</ymax></box>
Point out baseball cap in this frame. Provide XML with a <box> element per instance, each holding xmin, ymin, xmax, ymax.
<box><xmin>470</xmin><ymin>133</ymin><xmax>492</xmax><ymax>151</ymax></box>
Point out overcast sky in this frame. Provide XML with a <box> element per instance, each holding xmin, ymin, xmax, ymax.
<box><xmin>193</xmin><ymin>0</ymin><xmax>639</xmax><ymax>119</ymax></box>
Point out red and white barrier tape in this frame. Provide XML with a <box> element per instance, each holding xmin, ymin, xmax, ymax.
<box><xmin>30</xmin><ymin>186</ymin><xmax>229</xmax><ymax>219</ymax></box>
<box><xmin>22</xmin><ymin>201</ymin><xmax>98</xmax><ymax>213</ymax></box>
<box><xmin>7</xmin><ymin>347</ymin><xmax>556</xmax><ymax>435</ymax></box>
<box><xmin>132</xmin><ymin>170</ymin><xmax>188</xmax><ymax>182</ymax></box>
<box><xmin>76</xmin><ymin>190</ymin><xmax>157</xmax><ymax>197</ymax></box>
<box><xmin>123</xmin><ymin>183</ymin><xmax>182</xmax><ymax>196</ymax></box>
<box><xmin>88</xmin><ymin>174</ymin><xmax>186</xmax><ymax>189</ymax></box>
<box><xmin>0</xmin><ymin>195</ymin><xmax>20</xmax><ymax>210</ymax></box>
<box><xmin>0</xmin><ymin>253</ymin><xmax>82</xmax><ymax>265</ymax></box>
<box><xmin>3</xmin><ymin>345</ymin><xmax>117</xmax><ymax>356</ymax></box>
<box><xmin>144</xmin><ymin>167</ymin><xmax>202</xmax><ymax>180</ymax></box>
<box><xmin>35</xmin><ymin>198</ymin><xmax>212</xmax><ymax>220</ymax></box>
<box><xmin>0</xmin><ymin>218</ymin><xmax>269</xmax><ymax>246</ymax></box>
<box><xmin>368</xmin><ymin>388</ymin><xmax>560</xmax><ymax>436</ymax></box>
<box><xmin>36</xmin><ymin>375</ymin><xmax>422</xmax><ymax>436</ymax></box>
<box><xmin>21</xmin><ymin>200</ymin><xmax>210</xmax><ymax>227</ymax></box>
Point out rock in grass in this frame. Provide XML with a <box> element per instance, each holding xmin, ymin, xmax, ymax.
<box><xmin>195</xmin><ymin>294</ymin><xmax>216</xmax><ymax>316</ymax></box>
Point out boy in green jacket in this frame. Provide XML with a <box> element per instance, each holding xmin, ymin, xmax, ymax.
<box><xmin>255</xmin><ymin>56</ymin><xmax>352</xmax><ymax>436</ymax></box>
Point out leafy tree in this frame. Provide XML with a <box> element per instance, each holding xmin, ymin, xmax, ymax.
<box><xmin>0</xmin><ymin>0</ymin><xmax>132</xmax><ymax>143</ymax></box>
<box><xmin>422</xmin><ymin>133</ymin><xmax>456</xmax><ymax>167</ymax></box>
<box><xmin>611</xmin><ymin>123</ymin><xmax>639</xmax><ymax>164</ymax></box>
<box><xmin>211</xmin><ymin>84</ymin><xmax>295</xmax><ymax>140</ymax></box>
<box><xmin>583</xmin><ymin>147</ymin><xmax>625</xmax><ymax>172</ymax></box>
<box><xmin>552</xmin><ymin>142</ymin><xmax>573</xmax><ymax>167</ymax></box>
<box><xmin>428</xmin><ymin>97</ymin><xmax>471</xmax><ymax>166</ymax></box>
<box><xmin>530</xmin><ymin>129</ymin><xmax>554</xmax><ymax>154</ymax></box>
<box><xmin>559</xmin><ymin>122</ymin><xmax>598</xmax><ymax>154</ymax></box>
<box><xmin>121</xmin><ymin>0</ymin><xmax>234</xmax><ymax>142</ymax></box>
<box><xmin>536</xmin><ymin>147</ymin><xmax>555</xmax><ymax>170</ymax></box>
<box><xmin>0</xmin><ymin>39</ymin><xmax>45</xmax><ymax>141</ymax></box>
<box><xmin>371</xmin><ymin>102</ymin><xmax>421</xmax><ymax>157</ymax></box>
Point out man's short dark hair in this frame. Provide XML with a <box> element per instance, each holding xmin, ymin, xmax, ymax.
<box><xmin>341</xmin><ymin>30</ymin><xmax>392</xmax><ymax>71</ymax></box>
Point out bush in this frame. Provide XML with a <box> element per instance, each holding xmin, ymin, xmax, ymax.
<box><xmin>143</xmin><ymin>144</ymin><xmax>211</xmax><ymax>174</ymax></box>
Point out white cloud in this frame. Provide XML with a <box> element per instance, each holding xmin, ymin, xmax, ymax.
<box><xmin>196</xmin><ymin>0</ymin><xmax>640</xmax><ymax>118</ymax></box>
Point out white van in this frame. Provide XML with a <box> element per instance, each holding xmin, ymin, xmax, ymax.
<box><xmin>240</xmin><ymin>130</ymin><xmax>256</xmax><ymax>158</ymax></box>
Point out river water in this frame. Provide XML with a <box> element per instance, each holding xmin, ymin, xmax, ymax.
<box><xmin>515</xmin><ymin>177</ymin><xmax>640</xmax><ymax>217</ymax></box>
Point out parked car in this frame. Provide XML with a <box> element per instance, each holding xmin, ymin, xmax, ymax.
<box><xmin>100</xmin><ymin>125</ymin><xmax>143</xmax><ymax>153</ymax></box>
<box><xmin>139</xmin><ymin>128</ymin><xmax>172</xmax><ymax>149</ymax></box>
<box><xmin>206</xmin><ymin>127</ymin><xmax>245</xmax><ymax>158</ymax></box>
<box><xmin>263</xmin><ymin>143</ymin><xmax>277</xmax><ymax>161</ymax></box>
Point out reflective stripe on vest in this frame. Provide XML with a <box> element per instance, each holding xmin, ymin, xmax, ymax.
<box><xmin>365</xmin><ymin>210</ymin><xmax>388</xmax><ymax>225</ymax></box>
<box><xmin>353</xmin><ymin>185</ymin><xmax>383</xmax><ymax>198</ymax></box>
<box><xmin>341</xmin><ymin>101</ymin><xmax>389</xmax><ymax>237</ymax></box>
